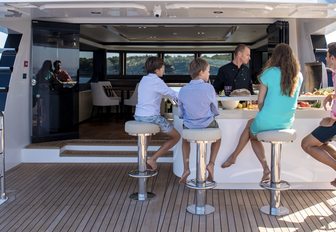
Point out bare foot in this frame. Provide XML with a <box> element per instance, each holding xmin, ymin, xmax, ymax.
<box><xmin>330</xmin><ymin>178</ymin><xmax>336</xmax><ymax>187</ymax></box>
<box><xmin>207</xmin><ymin>162</ymin><xmax>215</xmax><ymax>181</ymax></box>
<box><xmin>179</xmin><ymin>170</ymin><xmax>190</xmax><ymax>184</ymax></box>
<box><xmin>146</xmin><ymin>159</ymin><xmax>157</xmax><ymax>171</ymax></box>
<box><xmin>221</xmin><ymin>158</ymin><xmax>235</xmax><ymax>168</ymax></box>
<box><xmin>261</xmin><ymin>170</ymin><xmax>271</xmax><ymax>183</ymax></box>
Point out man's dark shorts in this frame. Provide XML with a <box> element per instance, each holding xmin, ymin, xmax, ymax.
<box><xmin>311</xmin><ymin>122</ymin><xmax>336</xmax><ymax>143</ymax></box>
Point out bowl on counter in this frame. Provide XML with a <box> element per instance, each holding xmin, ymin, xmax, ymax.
<box><xmin>221</xmin><ymin>100</ymin><xmax>239</xmax><ymax>109</ymax></box>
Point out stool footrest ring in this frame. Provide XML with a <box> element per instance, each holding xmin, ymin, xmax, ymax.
<box><xmin>259</xmin><ymin>180</ymin><xmax>290</xmax><ymax>191</ymax></box>
<box><xmin>186</xmin><ymin>179</ymin><xmax>216</xmax><ymax>190</ymax></box>
<box><xmin>128</xmin><ymin>170</ymin><xmax>158</xmax><ymax>178</ymax></box>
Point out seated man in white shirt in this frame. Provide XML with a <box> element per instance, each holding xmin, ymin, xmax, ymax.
<box><xmin>134</xmin><ymin>57</ymin><xmax>181</xmax><ymax>171</ymax></box>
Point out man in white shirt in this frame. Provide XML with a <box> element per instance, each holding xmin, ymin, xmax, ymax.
<box><xmin>134</xmin><ymin>57</ymin><xmax>181</xmax><ymax>170</ymax></box>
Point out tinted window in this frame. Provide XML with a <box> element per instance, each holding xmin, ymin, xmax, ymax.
<box><xmin>79</xmin><ymin>51</ymin><xmax>93</xmax><ymax>83</ymax></box>
<box><xmin>126</xmin><ymin>53</ymin><xmax>157</xmax><ymax>75</ymax></box>
<box><xmin>164</xmin><ymin>53</ymin><xmax>194</xmax><ymax>75</ymax></box>
<box><xmin>107</xmin><ymin>52</ymin><xmax>120</xmax><ymax>75</ymax></box>
<box><xmin>201</xmin><ymin>53</ymin><xmax>232</xmax><ymax>75</ymax></box>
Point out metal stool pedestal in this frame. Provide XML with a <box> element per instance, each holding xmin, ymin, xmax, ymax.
<box><xmin>183</xmin><ymin>128</ymin><xmax>221</xmax><ymax>215</ymax></box>
<box><xmin>125</xmin><ymin>121</ymin><xmax>160</xmax><ymax>201</ymax></box>
<box><xmin>257</xmin><ymin>129</ymin><xmax>296</xmax><ymax>216</ymax></box>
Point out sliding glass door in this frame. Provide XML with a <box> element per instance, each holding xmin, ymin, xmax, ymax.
<box><xmin>31</xmin><ymin>21</ymin><xmax>79</xmax><ymax>142</ymax></box>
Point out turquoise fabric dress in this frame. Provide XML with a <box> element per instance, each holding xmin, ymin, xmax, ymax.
<box><xmin>250</xmin><ymin>67</ymin><xmax>303</xmax><ymax>135</ymax></box>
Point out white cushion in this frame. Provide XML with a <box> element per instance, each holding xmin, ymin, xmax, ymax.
<box><xmin>125</xmin><ymin>120</ymin><xmax>160</xmax><ymax>135</ymax></box>
<box><xmin>182</xmin><ymin>128</ymin><xmax>221</xmax><ymax>141</ymax></box>
<box><xmin>257</xmin><ymin>129</ymin><xmax>296</xmax><ymax>143</ymax></box>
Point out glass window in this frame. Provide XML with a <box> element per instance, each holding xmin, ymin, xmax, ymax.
<box><xmin>106</xmin><ymin>52</ymin><xmax>120</xmax><ymax>75</ymax></box>
<box><xmin>79</xmin><ymin>51</ymin><xmax>93</xmax><ymax>84</ymax></box>
<box><xmin>201</xmin><ymin>53</ymin><xmax>232</xmax><ymax>75</ymax></box>
<box><xmin>164</xmin><ymin>53</ymin><xmax>194</xmax><ymax>75</ymax></box>
<box><xmin>126</xmin><ymin>53</ymin><xmax>157</xmax><ymax>75</ymax></box>
<box><xmin>0</xmin><ymin>30</ymin><xmax>8</xmax><ymax>60</ymax></box>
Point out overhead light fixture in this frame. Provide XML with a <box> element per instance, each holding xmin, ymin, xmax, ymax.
<box><xmin>39</xmin><ymin>3</ymin><xmax>148</xmax><ymax>13</ymax></box>
<box><xmin>166</xmin><ymin>3</ymin><xmax>274</xmax><ymax>11</ymax></box>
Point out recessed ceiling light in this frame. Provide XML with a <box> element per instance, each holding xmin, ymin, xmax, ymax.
<box><xmin>213</xmin><ymin>11</ymin><xmax>223</xmax><ymax>14</ymax></box>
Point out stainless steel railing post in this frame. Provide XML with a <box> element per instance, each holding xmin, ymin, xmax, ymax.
<box><xmin>0</xmin><ymin>111</ymin><xmax>7</xmax><ymax>205</ymax></box>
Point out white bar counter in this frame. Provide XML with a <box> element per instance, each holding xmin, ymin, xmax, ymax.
<box><xmin>173</xmin><ymin>96</ymin><xmax>335</xmax><ymax>189</ymax></box>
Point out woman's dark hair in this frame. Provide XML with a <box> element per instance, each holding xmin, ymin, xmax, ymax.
<box><xmin>261</xmin><ymin>43</ymin><xmax>300</xmax><ymax>97</ymax></box>
<box><xmin>36</xmin><ymin>60</ymin><xmax>53</xmax><ymax>81</ymax></box>
<box><xmin>145</xmin><ymin>57</ymin><xmax>164</xmax><ymax>74</ymax></box>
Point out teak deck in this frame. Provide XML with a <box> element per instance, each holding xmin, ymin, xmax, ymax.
<box><xmin>0</xmin><ymin>163</ymin><xmax>335</xmax><ymax>232</ymax></box>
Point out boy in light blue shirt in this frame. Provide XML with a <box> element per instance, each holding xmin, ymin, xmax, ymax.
<box><xmin>135</xmin><ymin>57</ymin><xmax>181</xmax><ymax>171</ymax></box>
<box><xmin>178</xmin><ymin>58</ymin><xmax>221</xmax><ymax>183</ymax></box>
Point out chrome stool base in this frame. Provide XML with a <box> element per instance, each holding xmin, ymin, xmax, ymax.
<box><xmin>130</xmin><ymin>192</ymin><xmax>156</xmax><ymax>201</ymax></box>
<box><xmin>260</xmin><ymin>205</ymin><xmax>289</xmax><ymax>216</ymax></box>
<box><xmin>187</xmin><ymin>204</ymin><xmax>215</xmax><ymax>215</ymax></box>
<box><xmin>0</xmin><ymin>197</ymin><xmax>8</xmax><ymax>206</ymax></box>
<box><xmin>128</xmin><ymin>170</ymin><xmax>158</xmax><ymax>178</ymax></box>
<box><xmin>186</xmin><ymin>179</ymin><xmax>216</xmax><ymax>190</ymax></box>
<box><xmin>259</xmin><ymin>180</ymin><xmax>290</xmax><ymax>191</ymax></box>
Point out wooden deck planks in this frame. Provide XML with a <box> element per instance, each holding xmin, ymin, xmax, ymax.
<box><xmin>0</xmin><ymin>163</ymin><xmax>335</xmax><ymax>232</ymax></box>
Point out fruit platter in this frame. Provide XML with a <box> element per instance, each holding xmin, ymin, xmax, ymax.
<box><xmin>297</xmin><ymin>101</ymin><xmax>322</xmax><ymax>109</ymax></box>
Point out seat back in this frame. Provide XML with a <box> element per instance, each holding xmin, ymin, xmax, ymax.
<box><xmin>90</xmin><ymin>82</ymin><xmax>119</xmax><ymax>106</ymax></box>
<box><xmin>124</xmin><ymin>83</ymin><xmax>139</xmax><ymax>106</ymax></box>
<box><xmin>98</xmin><ymin>81</ymin><xmax>118</xmax><ymax>98</ymax></box>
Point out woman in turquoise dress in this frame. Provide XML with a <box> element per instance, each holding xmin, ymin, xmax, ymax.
<box><xmin>221</xmin><ymin>43</ymin><xmax>303</xmax><ymax>183</ymax></box>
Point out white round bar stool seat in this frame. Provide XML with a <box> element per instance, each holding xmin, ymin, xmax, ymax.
<box><xmin>125</xmin><ymin>120</ymin><xmax>160</xmax><ymax>136</ymax></box>
<box><xmin>125</xmin><ymin>120</ymin><xmax>160</xmax><ymax>201</ymax></box>
<box><xmin>182</xmin><ymin>128</ymin><xmax>221</xmax><ymax>215</ymax></box>
<box><xmin>257</xmin><ymin>128</ymin><xmax>296</xmax><ymax>216</ymax></box>
<box><xmin>182</xmin><ymin>128</ymin><xmax>221</xmax><ymax>142</ymax></box>
<box><xmin>257</xmin><ymin>129</ymin><xmax>296</xmax><ymax>143</ymax></box>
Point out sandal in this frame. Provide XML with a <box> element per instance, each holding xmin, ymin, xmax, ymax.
<box><xmin>146</xmin><ymin>159</ymin><xmax>157</xmax><ymax>171</ymax></box>
<box><xmin>179</xmin><ymin>170</ymin><xmax>190</xmax><ymax>184</ymax></box>
<box><xmin>261</xmin><ymin>170</ymin><xmax>271</xmax><ymax>183</ymax></box>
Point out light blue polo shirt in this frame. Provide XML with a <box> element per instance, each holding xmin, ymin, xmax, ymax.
<box><xmin>178</xmin><ymin>79</ymin><xmax>219</xmax><ymax>129</ymax></box>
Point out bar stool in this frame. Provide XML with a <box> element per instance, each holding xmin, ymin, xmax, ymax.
<box><xmin>182</xmin><ymin>128</ymin><xmax>221</xmax><ymax>215</ymax></box>
<box><xmin>125</xmin><ymin>120</ymin><xmax>160</xmax><ymax>201</ymax></box>
<box><xmin>257</xmin><ymin>129</ymin><xmax>296</xmax><ymax>216</ymax></box>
